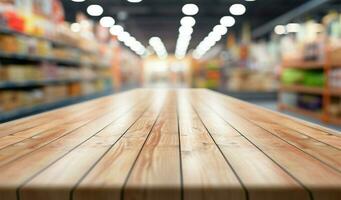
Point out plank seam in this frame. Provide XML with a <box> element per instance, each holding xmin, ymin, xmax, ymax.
<box><xmin>197</xmin><ymin>94</ymin><xmax>314</xmax><ymax>200</ymax></box>
<box><xmin>176</xmin><ymin>93</ymin><xmax>184</xmax><ymax>200</ymax></box>
<box><xmin>0</xmin><ymin>94</ymin><xmax>150</xmax><ymax>168</ymax></box>
<box><xmin>0</xmin><ymin>93</ymin><xmax>120</xmax><ymax>137</ymax></box>
<box><xmin>68</xmin><ymin>100</ymin><xmax>155</xmax><ymax>200</ymax></box>
<box><xmin>0</xmin><ymin>103</ymin><xmax>116</xmax><ymax>151</ymax></box>
<box><xmin>120</xmin><ymin>98</ymin><xmax>167</xmax><ymax>200</ymax></box>
<box><xmin>14</xmin><ymin>97</ymin><xmax>147</xmax><ymax>200</ymax></box>
<box><xmin>249</xmin><ymin>121</ymin><xmax>341</xmax><ymax>173</ymax></box>
<box><xmin>202</xmin><ymin>92</ymin><xmax>341</xmax><ymax>174</ymax></box>
<box><xmin>208</xmin><ymin>90</ymin><xmax>341</xmax><ymax>141</ymax></box>
<box><xmin>188</xmin><ymin>98</ymin><xmax>249</xmax><ymax>200</ymax></box>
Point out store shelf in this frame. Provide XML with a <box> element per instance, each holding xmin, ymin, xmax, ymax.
<box><xmin>0</xmin><ymin>52</ymin><xmax>110</xmax><ymax>68</ymax></box>
<box><xmin>0</xmin><ymin>27</ymin><xmax>81</xmax><ymax>50</ymax></box>
<box><xmin>0</xmin><ymin>77</ymin><xmax>111</xmax><ymax>89</ymax></box>
<box><xmin>0</xmin><ymin>89</ymin><xmax>113</xmax><ymax>123</ymax></box>
<box><xmin>280</xmin><ymin>84</ymin><xmax>341</xmax><ymax>96</ymax></box>
<box><xmin>0</xmin><ymin>52</ymin><xmax>81</xmax><ymax>66</ymax></box>
<box><xmin>282</xmin><ymin>61</ymin><xmax>324</xmax><ymax>69</ymax></box>
<box><xmin>280</xmin><ymin>85</ymin><xmax>324</xmax><ymax>94</ymax></box>
<box><xmin>329</xmin><ymin>87</ymin><xmax>341</xmax><ymax>96</ymax></box>
<box><xmin>279</xmin><ymin>103</ymin><xmax>323</xmax><ymax>121</ymax></box>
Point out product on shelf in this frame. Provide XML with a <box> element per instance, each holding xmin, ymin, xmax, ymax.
<box><xmin>329</xmin><ymin>97</ymin><xmax>341</xmax><ymax>118</ymax></box>
<box><xmin>281</xmin><ymin>68</ymin><xmax>325</xmax><ymax>87</ymax></box>
<box><xmin>297</xmin><ymin>94</ymin><xmax>322</xmax><ymax>111</ymax></box>
<box><xmin>227</xmin><ymin>68</ymin><xmax>276</xmax><ymax>91</ymax></box>
<box><xmin>330</xmin><ymin>68</ymin><xmax>341</xmax><ymax>89</ymax></box>
<box><xmin>280</xmin><ymin>92</ymin><xmax>298</xmax><ymax>106</ymax></box>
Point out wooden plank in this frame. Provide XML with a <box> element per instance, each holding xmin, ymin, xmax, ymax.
<box><xmin>19</xmin><ymin>93</ymin><xmax>154</xmax><ymax>200</ymax></box>
<box><xmin>177</xmin><ymin>91</ymin><xmax>246</xmax><ymax>200</ymax></box>
<box><xmin>197</xmin><ymin>91</ymin><xmax>341</xmax><ymax>172</ymax></box>
<box><xmin>0</xmin><ymin>92</ymin><xmax>149</xmax><ymax>167</ymax></box>
<box><xmin>188</xmin><ymin>93</ymin><xmax>310</xmax><ymax>200</ymax></box>
<box><xmin>123</xmin><ymin>91</ymin><xmax>181</xmax><ymax>200</ymax></box>
<box><xmin>196</xmin><ymin>90</ymin><xmax>341</xmax><ymax>200</ymax></box>
<box><xmin>0</xmin><ymin>90</ymin><xmax>150</xmax><ymax>200</ymax></box>
<box><xmin>73</xmin><ymin>91</ymin><xmax>167</xmax><ymax>200</ymax></box>
<box><xmin>0</xmin><ymin>101</ymin><xmax>118</xmax><ymax>150</ymax></box>
<box><xmin>206</xmin><ymin>90</ymin><xmax>341</xmax><ymax>149</ymax></box>
<box><xmin>0</xmin><ymin>90</ymin><xmax>138</xmax><ymax>137</ymax></box>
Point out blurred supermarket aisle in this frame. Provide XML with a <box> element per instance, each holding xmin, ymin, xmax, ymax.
<box><xmin>0</xmin><ymin>0</ymin><xmax>340</xmax><ymax>130</ymax></box>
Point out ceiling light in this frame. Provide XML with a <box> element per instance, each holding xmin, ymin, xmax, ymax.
<box><xmin>213</xmin><ymin>25</ymin><xmax>228</xmax><ymax>35</ymax></box>
<box><xmin>100</xmin><ymin>16</ymin><xmax>115</xmax><ymax>27</ymax></box>
<box><xmin>71</xmin><ymin>0</ymin><xmax>85</xmax><ymax>2</ymax></box>
<box><xmin>149</xmin><ymin>37</ymin><xmax>161</xmax><ymax>46</ymax></box>
<box><xmin>274</xmin><ymin>25</ymin><xmax>286</xmax><ymax>35</ymax></box>
<box><xmin>182</xmin><ymin>4</ymin><xmax>199</xmax><ymax>16</ymax></box>
<box><xmin>220</xmin><ymin>16</ymin><xmax>235</xmax><ymax>27</ymax></box>
<box><xmin>70</xmin><ymin>23</ymin><xmax>81</xmax><ymax>32</ymax></box>
<box><xmin>87</xmin><ymin>5</ymin><xmax>103</xmax><ymax>16</ymax></box>
<box><xmin>230</xmin><ymin>4</ymin><xmax>246</xmax><ymax>16</ymax></box>
<box><xmin>127</xmin><ymin>0</ymin><xmax>143</xmax><ymax>3</ymax></box>
<box><xmin>110</xmin><ymin>25</ymin><xmax>124</xmax><ymax>35</ymax></box>
<box><xmin>180</xmin><ymin>16</ymin><xmax>196</xmax><ymax>27</ymax></box>
<box><xmin>179</xmin><ymin>26</ymin><xmax>193</xmax><ymax>35</ymax></box>
<box><xmin>286</xmin><ymin>23</ymin><xmax>300</xmax><ymax>33</ymax></box>
<box><xmin>208</xmin><ymin>32</ymin><xmax>221</xmax><ymax>42</ymax></box>
<box><xmin>118</xmin><ymin>32</ymin><xmax>130</xmax><ymax>41</ymax></box>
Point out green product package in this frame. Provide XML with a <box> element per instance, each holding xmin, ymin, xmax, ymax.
<box><xmin>281</xmin><ymin>69</ymin><xmax>305</xmax><ymax>85</ymax></box>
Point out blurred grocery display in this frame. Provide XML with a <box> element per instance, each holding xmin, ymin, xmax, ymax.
<box><xmin>0</xmin><ymin>0</ymin><xmax>339</xmax><ymax>128</ymax></box>
<box><xmin>0</xmin><ymin>0</ymin><xmax>144</xmax><ymax>122</ymax></box>
<box><xmin>277</xmin><ymin>12</ymin><xmax>341</xmax><ymax>125</ymax></box>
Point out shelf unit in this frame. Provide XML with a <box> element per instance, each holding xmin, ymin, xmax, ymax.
<box><xmin>278</xmin><ymin>49</ymin><xmax>341</xmax><ymax>125</ymax></box>
<box><xmin>0</xmin><ymin>27</ymin><xmax>114</xmax><ymax>121</ymax></box>
<box><xmin>0</xmin><ymin>27</ymin><xmax>93</xmax><ymax>54</ymax></box>
<box><xmin>0</xmin><ymin>77</ymin><xmax>112</xmax><ymax>89</ymax></box>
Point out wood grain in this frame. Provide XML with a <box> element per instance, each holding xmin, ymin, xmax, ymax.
<box><xmin>193</xmin><ymin>90</ymin><xmax>341</xmax><ymax>200</ymax></box>
<box><xmin>20</xmin><ymin>93</ymin><xmax>154</xmax><ymax>200</ymax></box>
<box><xmin>188</xmin><ymin>94</ymin><xmax>310</xmax><ymax>200</ymax></box>
<box><xmin>0</xmin><ymin>89</ymin><xmax>339</xmax><ymax>200</ymax></box>
<box><xmin>178</xmin><ymin>91</ymin><xmax>246</xmax><ymax>200</ymax></box>
<box><xmin>73</xmin><ymin>90</ymin><xmax>167</xmax><ymax>200</ymax></box>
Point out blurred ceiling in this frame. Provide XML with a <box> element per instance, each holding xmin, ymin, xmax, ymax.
<box><xmin>61</xmin><ymin>0</ymin><xmax>340</xmax><ymax>53</ymax></box>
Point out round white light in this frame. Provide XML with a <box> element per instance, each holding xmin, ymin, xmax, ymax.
<box><xmin>87</xmin><ymin>5</ymin><xmax>103</xmax><ymax>16</ymax></box>
<box><xmin>118</xmin><ymin>32</ymin><xmax>130</xmax><ymax>41</ymax></box>
<box><xmin>230</xmin><ymin>4</ymin><xmax>246</xmax><ymax>16</ymax></box>
<box><xmin>208</xmin><ymin>32</ymin><xmax>222</xmax><ymax>42</ymax></box>
<box><xmin>149</xmin><ymin>37</ymin><xmax>161</xmax><ymax>46</ymax></box>
<box><xmin>110</xmin><ymin>25</ymin><xmax>124</xmax><ymax>35</ymax></box>
<box><xmin>286</xmin><ymin>23</ymin><xmax>300</xmax><ymax>33</ymax></box>
<box><xmin>70</xmin><ymin>23</ymin><xmax>81</xmax><ymax>32</ymax></box>
<box><xmin>274</xmin><ymin>25</ymin><xmax>286</xmax><ymax>35</ymax></box>
<box><xmin>220</xmin><ymin>16</ymin><xmax>235</xmax><ymax>27</ymax></box>
<box><xmin>100</xmin><ymin>16</ymin><xmax>115</xmax><ymax>27</ymax></box>
<box><xmin>182</xmin><ymin>4</ymin><xmax>199</xmax><ymax>16</ymax></box>
<box><xmin>179</xmin><ymin>26</ymin><xmax>193</xmax><ymax>35</ymax></box>
<box><xmin>71</xmin><ymin>0</ymin><xmax>85</xmax><ymax>2</ymax></box>
<box><xmin>213</xmin><ymin>25</ymin><xmax>228</xmax><ymax>35</ymax></box>
<box><xmin>180</xmin><ymin>16</ymin><xmax>196</xmax><ymax>27</ymax></box>
<box><xmin>127</xmin><ymin>0</ymin><xmax>143</xmax><ymax>3</ymax></box>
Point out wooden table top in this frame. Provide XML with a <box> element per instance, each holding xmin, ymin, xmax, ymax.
<box><xmin>0</xmin><ymin>89</ymin><xmax>340</xmax><ymax>200</ymax></box>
